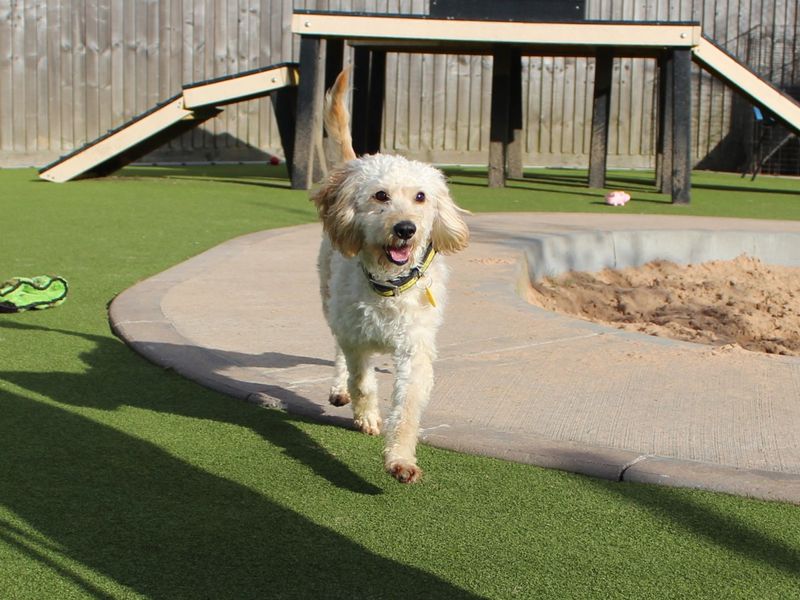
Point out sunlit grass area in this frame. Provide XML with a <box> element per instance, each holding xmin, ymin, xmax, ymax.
<box><xmin>1</xmin><ymin>165</ymin><xmax>799</xmax><ymax>599</ymax></box>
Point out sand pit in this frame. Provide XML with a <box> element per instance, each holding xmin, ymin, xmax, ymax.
<box><xmin>525</xmin><ymin>255</ymin><xmax>800</xmax><ymax>356</ymax></box>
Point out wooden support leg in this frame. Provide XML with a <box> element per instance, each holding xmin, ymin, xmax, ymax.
<box><xmin>489</xmin><ymin>46</ymin><xmax>511</xmax><ymax>188</ymax></box>
<box><xmin>292</xmin><ymin>36</ymin><xmax>326</xmax><ymax>190</ymax></box>
<box><xmin>366</xmin><ymin>50</ymin><xmax>386</xmax><ymax>155</ymax></box>
<box><xmin>588</xmin><ymin>49</ymin><xmax>614</xmax><ymax>189</ymax></box>
<box><xmin>671</xmin><ymin>49</ymin><xmax>691</xmax><ymax>204</ymax></box>
<box><xmin>507</xmin><ymin>49</ymin><xmax>524</xmax><ymax>179</ymax></box>
<box><xmin>656</xmin><ymin>51</ymin><xmax>674</xmax><ymax>195</ymax></box>
<box><xmin>352</xmin><ymin>47</ymin><xmax>371</xmax><ymax>157</ymax></box>
<box><xmin>271</xmin><ymin>85</ymin><xmax>297</xmax><ymax>178</ymax></box>
<box><xmin>321</xmin><ymin>39</ymin><xmax>345</xmax><ymax>168</ymax></box>
<box><xmin>325</xmin><ymin>39</ymin><xmax>344</xmax><ymax>90</ymax></box>
<box><xmin>351</xmin><ymin>48</ymin><xmax>386</xmax><ymax>156</ymax></box>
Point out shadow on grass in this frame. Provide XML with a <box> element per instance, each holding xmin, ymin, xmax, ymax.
<box><xmin>593</xmin><ymin>477</ymin><xmax>800</xmax><ymax>579</ymax></box>
<box><xmin>3</xmin><ymin>322</ymin><xmax>800</xmax><ymax>594</ymax></box>
<box><xmin>690</xmin><ymin>181</ymin><xmax>800</xmax><ymax>196</ymax></box>
<box><xmin>0</xmin><ymin>320</ymin><xmax>482</xmax><ymax>599</ymax></box>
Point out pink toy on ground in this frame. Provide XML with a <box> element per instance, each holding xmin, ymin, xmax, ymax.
<box><xmin>605</xmin><ymin>190</ymin><xmax>631</xmax><ymax>206</ymax></box>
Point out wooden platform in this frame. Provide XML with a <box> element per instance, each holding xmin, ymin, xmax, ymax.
<box><xmin>290</xmin><ymin>11</ymin><xmax>800</xmax><ymax>204</ymax></box>
<box><xmin>40</xmin><ymin>64</ymin><xmax>299</xmax><ymax>183</ymax></box>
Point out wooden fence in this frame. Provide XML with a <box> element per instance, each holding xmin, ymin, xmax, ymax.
<box><xmin>1</xmin><ymin>0</ymin><xmax>797</xmax><ymax>170</ymax></box>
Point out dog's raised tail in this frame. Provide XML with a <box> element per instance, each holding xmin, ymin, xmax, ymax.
<box><xmin>324</xmin><ymin>70</ymin><xmax>357</xmax><ymax>162</ymax></box>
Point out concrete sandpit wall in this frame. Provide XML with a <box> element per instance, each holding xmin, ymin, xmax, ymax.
<box><xmin>525</xmin><ymin>230</ymin><xmax>800</xmax><ymax>282</ymax></box>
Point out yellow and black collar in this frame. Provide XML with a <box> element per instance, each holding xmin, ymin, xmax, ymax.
<box><xmin>363</xmin><ymin>244</ymin><xmax>437</xmax><ymax>297</ymax></box>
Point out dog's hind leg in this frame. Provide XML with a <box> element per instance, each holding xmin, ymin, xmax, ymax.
<box><xmin>328</xmin><ymin>344</ymin><xmax>351</xmax><ymax>406</ymax></box>
<box><xmin>343</xmin><ymin>347</ymin><xmax>382</xmax><ymax>436</ymax></box>
<box><xmin>383</xmin><ymin>344</ymin><xmax>435</xmax><ymax>483</ymax></box>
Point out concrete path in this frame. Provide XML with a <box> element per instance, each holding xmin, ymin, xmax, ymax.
<box><xmin>110</xmin><ymin>213</ymin><xmax>800</xmax><ymax>504</ymax></box>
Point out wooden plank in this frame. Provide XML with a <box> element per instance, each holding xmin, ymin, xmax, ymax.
<box><xmin>46</xmin><ymin>1</ymin><xmax>62</xmax><ymax>151</ymax></box>
<box><xmin>134</xmin><ymin>1</ymin><xmax>148</xmax><ymax>124</ymax></box>
<box><xmin>0</xmin><ymin>1</ymin><xmax>12</xmax><ymax>152</ymax></box>
<box><xmin>35</xmin><ymin>0</ymin><xmax>49</xmax><ymax>152</ymax></box>
<box><xmin>692</xmin><ymin>36</ymin><xmax>800</xmax><ymax>133</ymax></box>
<box><xmin>189</xmin><ymin>0</ymin><xmax>206</xmax><ymax>151</ymax></box>
<box><xmin>417</xmin><ymin>53</ymin><xmax>434</xmax><ymax>154</ymax></box>
<box><xmin>393</xmin><ymin>51</ymin><xmax>410</xmax><ymax>151</ymax></box>
<box><xmin>525</xmin><ymin>56</ymin><xmax>542</xmax><ymax>155</ymax></box>
<box><xmin>479</xmin><ymin>54</ymin><xmax>491</xmax><ymax>153</ymax></box>
<box><xmin>85</xmin><ymin>0</ymin><xmax>100</xmax><ymax>144</ymax></box>
<box><xmin>109</xmin><ymin>0</ymin><xmax>126</xmax><ymax>138</ymax></box>
<box><xmin>73</xmin><ymin>2</ymin><xmax>88</xmax><ymax>148</ymax></box>
<box><xmin>406</xmin><ymin>54</ymin><xmax>423</xmax><ymax>152</ymax></box>
<box><xmin>167</xmin><ymin>0</ymin><xmax>183</xmax><ymax>153</ymax></box>
<box><xmin>443</xmin><ymin>55</ymin><xmax>457</xmax><ymax>151</ymax></box>
<box><xmin>293</xmin><ymin>13</ymin><xmax>701</xmax><ymax>47</ymax></box>
<box><xmin>182</xmin><ymin>64</ymin><xmax>299</xmax><ymax>108</ymax></box>
<box><xmin>455</xmin><ymin>55</ymin><xmax>470</xmax><ymax>152</ymax></box>
<box><xmin>97</xmin><ymin>0</ymin><xmax>111</xmax><ymax>142</ymax></box>
<box><xmin>122</xmin><ymin>0</ymin><xmax>135</xmax><ymax>124</ymax></box>
<box><xmin>428</xmin><ymin>54</ymin><xmax>444</xmax><ymax>152</ymax></box>
<box><xmin>39</xmin><ymin>96</ymin><xmax>220</xmax><ymax>182</ymax></box>
<box><xmin>507</xmin><ymin>50</ymin><xmax>523</xmax><ymax>178</ymax></box>
<box><xmin>559</xmin><ymin>56</ymin><xmax>575</xmax><ymax>157</ymax></box>
<box><xmin>656</xmin><ymin>51</ymin><xmax>674</xmax><ymax>194</ymax></box>
<box><xmin>11</xmin><ymin>0</ymin><xmax>25</xmax><ymax>152</ymax></box>
<box><xmin>60</xmin><ymin>0</ymin><xmax>74</xmax><ymax>151</ymax></box>
<box><xmin>539</xmin><ymin>56</ymin><xmax>554</xmax><ymax>155</ymax></box>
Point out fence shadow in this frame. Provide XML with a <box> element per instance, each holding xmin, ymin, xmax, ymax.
<box><xmin>0</xmin><ymin>320</ymin><xmax>482</xmax><ymax>599</ymax></box>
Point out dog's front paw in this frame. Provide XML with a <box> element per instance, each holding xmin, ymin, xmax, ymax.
<box><xmin>328</xmin><ymin>390</ymin><xmax>351</xmax><ymax>406</ymax></box>
<box><xmin>354</xmin><ymin>413</ymin><xmax>382</xmax><ymax>436</ymax></box>
<box><xmin>385</xmin><ymin>459</ymin><xmax>422</xmax><ymax>484</ymax></box>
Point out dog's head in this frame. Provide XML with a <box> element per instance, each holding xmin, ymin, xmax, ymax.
<box><xmin>312</xmin><ymin>154</ymin><xmax>469</xmax><ymax>275</ymax></box>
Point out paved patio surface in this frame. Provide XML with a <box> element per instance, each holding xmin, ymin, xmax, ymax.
<box><xmin>110</xmin><ymin>213</ymin><xmax>800</xmax><ymax>503</ymax></box>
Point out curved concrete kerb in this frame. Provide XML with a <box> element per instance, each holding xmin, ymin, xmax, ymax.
<box><xmin>525</xmin><ymin>229</ymin><xmax>800</xmax><ymax>281</ymax></box>
<box><xmin>110</xmin><ymin>213</ymin><xmax>800</xmax><ymax>504</ymax></box>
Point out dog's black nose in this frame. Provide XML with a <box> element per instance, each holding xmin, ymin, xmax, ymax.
<box><xmin>393</xmin><ymin>221</ymin><xmax>416</xmax><ymax>240</ymax></box>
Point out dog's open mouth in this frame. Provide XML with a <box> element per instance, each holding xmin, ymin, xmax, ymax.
<box><xmin>385</xmin><ymin>244</ymin><xmax>413</xmax><ymax>266</ymax></box>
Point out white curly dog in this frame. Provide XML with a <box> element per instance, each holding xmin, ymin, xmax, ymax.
<box><xmin>312</xmin><ymin>70</ymin><xmax>470</xmax><ymax>483</ymax></box>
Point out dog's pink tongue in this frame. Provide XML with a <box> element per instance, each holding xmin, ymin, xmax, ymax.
<box><xmin>389</xmin><ymin>246</ymin><xmax>412</xmax><ymax>263</ymax></box>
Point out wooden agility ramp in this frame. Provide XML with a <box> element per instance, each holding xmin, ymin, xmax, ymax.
<box><xmin>691</xmin><ymin>35</ymin><xmax>800</xmax><ymax>134</ymax></box>
<box><xmin>39</xmin><ymin>63</ymin><xmax>298</xmax><ymax>183</ymax></box>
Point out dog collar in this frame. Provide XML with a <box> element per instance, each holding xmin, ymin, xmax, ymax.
<box><xmin>363</xmin><ymin>244</ymin><xmax>437</xmax><ymax>298</ymax></box>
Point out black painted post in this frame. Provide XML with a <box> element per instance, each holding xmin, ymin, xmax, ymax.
<box><xmin>507</xmin><ymin>49</ymin><xmax>524</xmax><ymax>179</ymax></box>
<box><xmin>588</xmin><ymin>49</ymin><xmax>614</xmax><ymax>189</ymax></box>
<box><xmin>656</xmin><ymin>51</ymin><xmax>674</xmax><ymax>195</ymax></box>
<box><xmin>351</xmin><ymin>47</ymin><xmax>371</xmax><ymax>157</ymax></box>
<box><xmin>671</xmin><ymin>48</ymin><xmax>691</xmax><ymax>204</ymax></box>
<box><xmin>325</xmin><ymin>39</ymin><xmax>344</xmax><ymax>90</ymax></box>
<box><xmin>366</xmin><ymin>50</ymin><xmax>386</xmax><ymax>155</ymax></box>
<box><xmin>271</xmin><ymin>85</ymin><xmax>297</xmax><ymax>178</ymax></box>
<box><xmin>489</xmin><ymin>46</ymin><xmax>511</xmax><ymax>188</ymax></box>
<box><xmin>291</xmin><ymin>36</ymin><xmax>325</xmax><ymax>190</ymax></box>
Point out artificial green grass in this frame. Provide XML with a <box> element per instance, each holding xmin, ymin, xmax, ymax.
<box><xmin>1</xmin><ymin>164</ymin><xmax>799</xmax><ymax>599</ymax></box>
<box><xmin>446</xmin><ymin>166</ymin><xmax>800</xmax><ymax>220</ymax></box>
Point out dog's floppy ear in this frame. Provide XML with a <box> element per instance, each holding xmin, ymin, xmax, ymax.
<box><xmin>432</xmin><ymin>191</ymin><xmax>470</xmax><ymax>255</ymax></box>
<box><xmin>312</xmin><ymin>166</ymin><xmax>362</xmax><ymax>257</ymax></box>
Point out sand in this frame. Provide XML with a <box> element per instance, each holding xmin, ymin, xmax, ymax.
<box><xmin>525</xmin><ymin>255</ymin><xmax>800</xmax><ymax>356</ymax></box>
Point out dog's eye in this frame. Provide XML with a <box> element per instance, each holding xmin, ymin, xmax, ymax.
<box><xmin>374</xmin><ymin>190</ymin><xmax>389</xmax><ymax>202</ymax></box>
<box><xmin>415</xmin><ymin>191</ymin><xmax>426</xmax><ymax>203</ymax></box>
